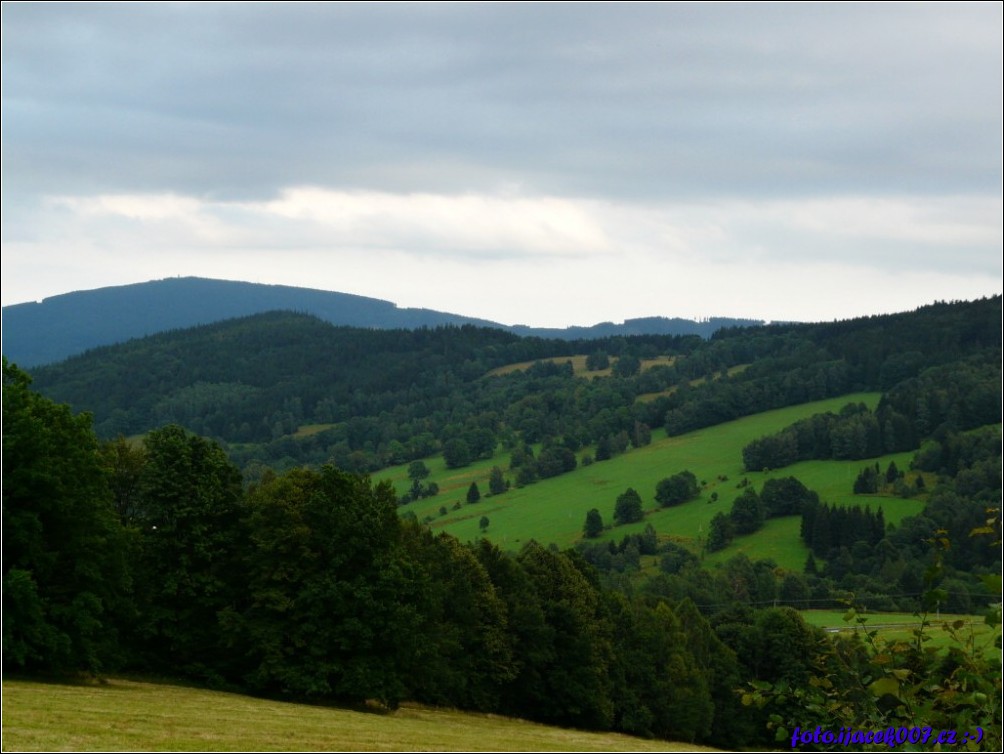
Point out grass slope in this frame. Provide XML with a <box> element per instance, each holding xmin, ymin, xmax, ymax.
<box><xmin>380</xmin><ymin>393</ymin><xmax>926</xmax><ymax>569</ymax></box>
<box><xmin>799</xmin><ymin>611</ymin><xmax>999</xmax><ymax>652</ymax></box>
<box><xmin>0</xmin><ymin>678</ymin><xmax>717</xmax><ymax>752</ymax></box>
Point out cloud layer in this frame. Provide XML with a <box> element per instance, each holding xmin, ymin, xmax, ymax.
<box><xmin>2</xmin><ymin>3</ymin><xmax>1001</xmax><ymax>324</ymax></box>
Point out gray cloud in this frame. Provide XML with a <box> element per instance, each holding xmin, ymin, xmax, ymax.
<box><xmin>4</xmin><ymin>2</ymin><xmax>1000</xmax><ymax>200</ymax></box>
<box><xmin>1</xmin><ymin>2</ymin><xmax>1000</xmax><ymax>320</ymax></box>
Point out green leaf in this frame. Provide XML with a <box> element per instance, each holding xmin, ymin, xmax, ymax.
<box><xmin>869</xmin><ymin>676</ymin><xmax>900</xmax><ymax>698</ymax></box>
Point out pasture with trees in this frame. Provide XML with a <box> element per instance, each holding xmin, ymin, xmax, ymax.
<box><xmin>4</xmin><ymin>296</ymin><xmax>1001</xmax><ymax>749</ymax></box>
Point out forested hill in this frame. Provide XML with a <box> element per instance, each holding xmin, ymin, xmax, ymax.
<box><xmin>1</xmin><ymin>276</ymin><xmax>762</xmax><ymax>367</ymax></box>
<box><xmin>1</xmin><ymin>277</ymin><xmax>500</xmax><ymax>367</ymax></box>
<box><xmin>23</xmin><ymin>296</ymin><xmax>1001</xmax><ymax>477</ymax></box>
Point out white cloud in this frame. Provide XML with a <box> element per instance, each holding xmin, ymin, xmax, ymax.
<box><xmin>253</xmin><ymin>187</ymin><xmax>612</xmax><ymax>257</ymax></box>
<box><xmin>4</xmin><ymin>186</ymin><xmax>999</xmax><ymax>328</ymax></box>
<box><xmin>772</xmin><ymin>196</ymin><xmax>1003</xmax><ymax>248</ymax></box>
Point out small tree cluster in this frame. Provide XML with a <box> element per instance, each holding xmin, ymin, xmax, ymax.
<box><xmin>655</xmin><ymin>470</ymin><xmax>699</xmax><ymax>507</ymax></box>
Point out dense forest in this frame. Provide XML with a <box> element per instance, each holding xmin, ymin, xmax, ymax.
<box><xmin>2</xmin><ymin>276</ymin><xmax>760</xmax><ymax>367</ymax></box>
<box><xmin>4</xmin><ymin>296</ymin><xmax>1002</xmax><ymax>749</ymax></box>
<box><xmin>25</xmin><ymin>296</ymin><xmax>1002</xmax><ymax>479</ymax></box>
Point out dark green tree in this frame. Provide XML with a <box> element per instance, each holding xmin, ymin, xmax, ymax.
<box><xmin>100</xmin><ymin>435</ymin><xmax>147</xmax><ymax>525</ymax></box>
<box><xmin>479</xmin><ymin>516</ymin><xmax>490</xmax><ymax>531</ymax></box>
<box><xmin>612</xmin><ymin>354</ymin><xmax>641</xmax><ymax>378</ymax></box>
<box><xmin>488</xmin><ymin>466</ymin><xmax>507</xmax><ymax>495</ymax></box>
<box><xmin>655</xmin><ymin>470</ymin><xmax>700</xmax><ymax>507</ymax></box>
<box><xmin>614</xmin><ymin>488</ymin><xmax>644</xmax><ymax>525</ymax></box>
<box><xmin>594</xmin><ymin>435</ymin><xmax>612</xmax><ymax>462</ymax></box>
<box><xmin>2</xmin><ymin>360</ymin><xmax>131</xmax><ymax>674</ymax></box>
<box><xmin>759</xmin><ymin>476</ymin><xmax>817</xmax><ymax>517</ymax></box>
<box><xmin>583</xmin><ymin>508</ymin><xmax>604</xmax><ymax>538</ymax></box>
<box><xmin>232</xmin><ymin>466</ymin><xmax>415</xmax><ymax>706</ymax></box>
<box><xmin>706</xmin><ymin>512</ymin><xmax>734</xmax><ymax>552</ymax></box>
<box><xmin>465</xmin><ymin>428</ymin><xmax>496</xmax><ymax>460</ymax></box>
<box><xmin>673</xmin><ymin>598</ymin><xmax>754</xmax><ymax>748</ymax></box>
<box><xmin>515</xmin><ymin>542</ymin><xmax>614</xmax><ymax>729</ymax></box>
<box><xmin>586</xmin><ymin>350</ymin><xmax>610</xmax><ymax>371</ymax></box>
<box><xmin>467</xmin><ymin>482</ymin><xmax>481</xmax><ymax>504</ymax></box>
<box><xmin>885</xmin><ymin>460</ymin><xmax>901</xmax><ymax>484</ymax></box>
<box><xmin>408</xmin><ymin>460</ymin><xmax>430</xmax><ymax>482</ymax></box>
<box><xmin>605</xmin><ymin>594</ymin><xmax>712</xmax><ymax>742</ymax></box>
<box><xmin>407</xmin><ymin>460</ymin><xmax>431</xmax><ymax>501</ymax></box>
<box><xmin>472</xmin><ymin>540</ymin><xmax>552</xmax><ymax>719</ymax></box>
<box><xmin>515</xmin><ymin>464</ymin><xmax>537</xmax><ymax>487</ymax></box>
<box><xmin>536</xmin><ymin>446</ymin><xmax>577</xmax><ymax>479</ymax></box>
<box><xmin>130</xmin><ymin>424</ymin><xmax>244</xmax><ymax>681</ymax></box>
<box><xmin>443</xmin><ymin>438</ymin><xmax>472</xmax><ymax>469</ymax></box>
<box><xmin>729</xmin><ymin>488</ymin><xmax>765</xmax><ymax>535</ymax></box>
<box><xmin>398</xmin><ymin>527</ymin><xmax>514</xmax><ymax>710</ymax></box>
<box><xmin>631</xmin><ymin>421</ymin><xmax>652</xmax><ymax>448</ymax></box>
<box><xmin>853</xmin><ymin>465</ymin><xmax>879</xmax><ymax>493</ymax></box>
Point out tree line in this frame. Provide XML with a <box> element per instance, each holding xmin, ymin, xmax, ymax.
<box><xmin>5</xmin><ymin>357</ymin><xmax>1001</xmax><ymax>749</ymax></box>
<box><xmin>3</xmin><ymin>360</ymin><xmax>742</xmax><ymax>745</ymax></box>
<box><xmin>23</xmin><ymin>297</ymin><xmax>1001</xmax><ymax>480</ymax></box>
<box><xmin>741</xmin><ymin>355</ymin><xmax>1001</xmax><ymax>471</ymax></box>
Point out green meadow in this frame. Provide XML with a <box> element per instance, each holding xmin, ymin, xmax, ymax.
<box><xmin>0</xmin><ymin>678</ymin><xmax>717</xmax><ymax>752</ymax></box>
<box><xmin>377</xmin><ymin>392</ymin><xmax>927</xmax><ymax>567</ymax></box>
<box><xmin>800</xmin><ymin>610</ymin><xmax>1000</xmax><ymax>652</ymax></box>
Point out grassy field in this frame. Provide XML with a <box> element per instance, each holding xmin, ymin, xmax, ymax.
<box><xmin>0</xmin><ymin>678</ymin><xmax>717</xmax><ymax>752</ymax></box>
<box><xmin>292</xmin><ymin>423</ymin><xmax>338</xmax><ymax>438</ymax></box>
<box><xmin>485</xmin><ymin>354</ymin><xmax>675</xmax><ymax>378</ymax></box>
<box><xmin>799</xmin><ymin>610</ymin><xmax>1000</xmax><ymax>652</ymax></box>
<box><xmin>379</xmin><ymin>392</ymin><xmax>925</xmax><ymax>566</ymax></box>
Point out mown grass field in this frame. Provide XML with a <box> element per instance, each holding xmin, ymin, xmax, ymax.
<box><xmin>485</xmin><ymin>354</ymin><xmax>675</xmax><ymax>378</ymax></box>
<box><xmin>0</xmin><ymin>678</ymin><xmax>718</xmax><ymax>752</ymax></box>
<box><xmin>379</xmin><ymin>392</ymin><xmax>925</xmax><ymax>569</ymax></box>
<box><xmin>800</xmin><ymin>610</ymin><xmax>1001</xmax><ymax>652</ymax></box>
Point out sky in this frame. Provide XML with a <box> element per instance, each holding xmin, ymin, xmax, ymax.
<box><xmin>2</xmin><ymin>2</ymin><xmax>1001</xmax><ymax>328</ymax></box>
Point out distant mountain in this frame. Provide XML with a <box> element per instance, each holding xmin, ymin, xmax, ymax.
<box><xmin>1</xmin><ymin>277</ymin><xmax>764</xmax><ymax>367</ymax></box>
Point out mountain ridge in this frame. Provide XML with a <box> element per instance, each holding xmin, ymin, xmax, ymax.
<box><xmin>1</xmin><ymin>276</ymin><xmax>764</xmax><ymax>367</ymax></box>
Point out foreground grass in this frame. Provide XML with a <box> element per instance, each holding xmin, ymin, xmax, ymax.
<box><xmin>1</xmin><ymin>678</ymin><xmax>718</xmax><ymax>752</ymax></box>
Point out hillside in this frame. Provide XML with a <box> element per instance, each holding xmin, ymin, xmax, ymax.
<box><xmin>24</xmin><ymin>296</ymin><xmax>1001</xmax><ymax>478</ymax></box>
<box><xmin>1</xmin><ymin>276</ymin><xmax>763</xmax><ymax>367</ymax></box>
<box><xmin>5</xmin><ymin>295</ymin><xmax>1000</xmax><ymax>751</ymax></box>
<box><xmin>378</xmin><ymin>393</ymin><xmax>901</xmax><ymax>555</ymax></box>
<box><xmin>1</xmin><ymin>678</ymin><xmax>717</xmax><ymax>752</ymax></box>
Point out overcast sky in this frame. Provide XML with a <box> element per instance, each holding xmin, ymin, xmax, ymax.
<box><xmin>2</xmin><ymin>2</ymin><xmax>1001</xmax><ymax>327</ymax></box>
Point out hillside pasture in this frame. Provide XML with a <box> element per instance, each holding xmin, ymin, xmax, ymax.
<box><xmin>382</xmin><ymin>392</ymin><xmax>926</xmax><ymax>562</ymax></box>
<box><xmin>485</xmin><ymin>354</ymin><xmax>676</xmax><ymax>379</ymax></box>
<box><xmin>0</xmin><ymin>678</ymin><xmax>717</xmax><ymax>752</ymax></box>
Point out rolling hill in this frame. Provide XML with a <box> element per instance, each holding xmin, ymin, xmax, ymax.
<box><xmin>4</xmin><ymin>293</ymin><xmax>999</xmax><ymax>750</ymax></box>
<box><xmin>1</xmin><ymin>276</ymin><xmax>763</xmax><ymax>367</ymax></box>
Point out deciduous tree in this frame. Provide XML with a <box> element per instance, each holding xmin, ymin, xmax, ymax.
<box><xmin>2</xmin><ymin>360</ymin><xmax>130</xmax><ymax>674</ymax></box>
